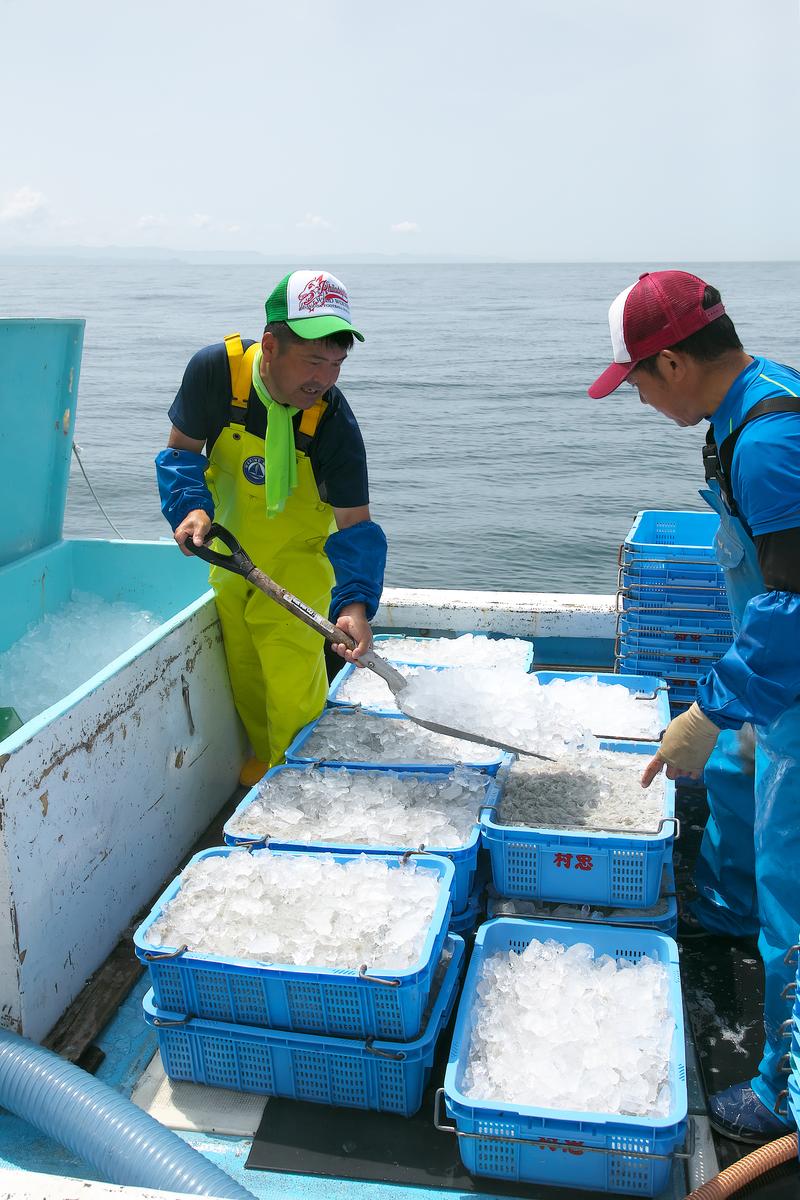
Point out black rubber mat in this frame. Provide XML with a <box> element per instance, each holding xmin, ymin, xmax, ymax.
<box><xmin>246</xmin><ymin>1066</ymin><xmax>679</xmax><ymax>1198</ymax></box>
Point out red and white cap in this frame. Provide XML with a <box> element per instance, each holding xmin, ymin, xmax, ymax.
<box><xmin>588</xmin><ymin>270</ymin><xmax>725</xmax><ymax>398</ymax></box>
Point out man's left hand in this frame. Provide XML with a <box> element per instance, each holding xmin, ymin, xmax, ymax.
<box><xmin>641</xmin><ymin>701</ymin><xmax>721</xmax><ymax>787</ymax></box>
<box><xmin>332</xmin><ymin>603</ymin><xmax>372</xmax><ymax>664</ymax></box>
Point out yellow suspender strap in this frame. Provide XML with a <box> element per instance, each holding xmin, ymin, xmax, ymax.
<box><xmin>224</xmin><ymin>334</ymin><xmax>259</xmax><ymax>420</ymax></box>
<box><xmin>298</xmin><ymin>398</ymin><xmax>328</xmax><ymax>439</ymax></box>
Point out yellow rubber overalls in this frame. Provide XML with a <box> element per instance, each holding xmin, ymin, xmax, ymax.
<box><xmin>205</xmin><ymin>334</ymin><xmax>335</xmax><ymax>766</ymax></box>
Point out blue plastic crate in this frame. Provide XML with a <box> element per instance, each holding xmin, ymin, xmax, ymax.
<box><xmin>285</xmin><ymin>708</ymin><xmax>507</xmax><ymax>775</ymax></box>
<box><xmin>533</xmin><ymin>671</ymin><xmax>670</xmax><ymax>741</ymax></box>
<box><xmin>327</xmin><ymin>660</ymin><xmax>446</xmax><ymax>716</ymax></box>
<box><xmin>486</xmin><ymin>862</ymin><xmax>678</xmax><ymax>938</ymax></box>
<box><xmin>223</xmin><ymin>764</ymin><xmax>498</xmax><ymax>916</ymax></box>
<box><xmin>617</xmin><ymin>649</ymin><xmax>717</xmax><ymax>678</ymax></box>
<box><xmin>373</xmin><ymin>633</ymin><xmax>535</xmax><ymax>672</ymax></box>
<box><xmin>134</xmin><ymin>847</ymin><xmax>455</xmax><ymax>1040</ymax></box>
<box><xmin>449</xmin><ymin>875</ymin><xmax>486</xmax><ymax>937</ymax></box>
<box><xmin>441</xmin><ymin>918</ymin><xmax>687</xmax><ymax>1196</ymax></box>
<box><xmin>619</xmin><ymin>594</ymin><xmax>732</xmax><ymax>626</ymax></box>
<box><xmin>624</xmin><ymin>509</ymin><xmax>720</xmax><ymax>555</ymax></box>
<box><xmin>144</xmin><ymin>933</ymin><xmax>465</xmax><ymax>1117</ymax></box>
<box><xmin>481</xmin><ymin>744</ymin><xmax>677</xmax><ymax>908</ymax></box>
<box><xmin>618</xmin><ymin>612</ymin><xmax>733</xmax><ymax>653</ymax></box>
<box><xmin>619</xmin><ymin>577</ymin><xmax>729</xmax><ymax>611</ymax></box>
<box><xmin>620</xmin><ymin>558</ymin><xmax>726</xmax><ymax>590</ymax></box>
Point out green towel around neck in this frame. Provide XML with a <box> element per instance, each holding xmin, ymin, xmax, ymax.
<box><xmin>252</xmin><ymin>348</ymin><xmax>299</xmax><ymax>516</ymax></box>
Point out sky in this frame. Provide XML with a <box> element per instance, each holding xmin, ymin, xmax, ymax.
<box><xmin>2</xmin><ymin>0</ymin><xmax>800</xmax><ymax>261</ymax></box>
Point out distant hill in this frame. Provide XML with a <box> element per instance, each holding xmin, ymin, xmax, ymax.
<box><xmin>0</xmin><ymin>245</ymin><xmax>511</xmax><ymax>266</ymax></box>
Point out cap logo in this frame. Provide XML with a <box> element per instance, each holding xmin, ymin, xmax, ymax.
<box><xmin>295</xmin><ymin>273</ymin><xmax>350</xmax><ymax>317</ymax></box>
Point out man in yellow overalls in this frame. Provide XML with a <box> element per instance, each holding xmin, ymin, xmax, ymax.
<box><xmin>156</xmin><ymin>270</ymin><xmax>387</xmax><ymax>786</ymax></box>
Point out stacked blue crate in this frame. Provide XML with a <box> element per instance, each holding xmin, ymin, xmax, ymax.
<box><xmin>616</xmin><ymin>511</ymin><xmax>734</xmax><ymax>712</ymax></box>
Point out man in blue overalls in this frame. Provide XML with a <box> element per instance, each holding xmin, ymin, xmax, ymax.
<box><xmin>589</xmin><ymin>270</ymin><xmax>800</xmax><ymax>1143</ymax></box>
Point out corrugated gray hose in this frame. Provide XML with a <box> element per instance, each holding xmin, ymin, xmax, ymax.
<box><xmin>0</xmin><ymin>1028</ymin><xmax>255</xmax><ymax>1198</ymax></box>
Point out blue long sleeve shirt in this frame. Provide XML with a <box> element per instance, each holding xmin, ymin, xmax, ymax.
<box><xmin>696</xmin><ymin>357</ymin><xmax>800</xmax><ymax>729</ymax></box>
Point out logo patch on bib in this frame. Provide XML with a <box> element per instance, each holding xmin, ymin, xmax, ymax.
<box><xmin>242</xmin><ymin>455</ymin><xmax>265</xmax><ymax>485</ymax></box>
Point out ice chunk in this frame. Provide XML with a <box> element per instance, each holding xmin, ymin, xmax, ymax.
<box><xmin>400</xmin><ymin>668</ymin><xmax>595</xmax><ymax>758</ymax></box>
<box><xmin>0</xmin><ymin>590</ymin><xmax>161</xmax><ymax>726</ymax></box>
<box><xmin>147</xmin><ymin>851</ymin><xmax>443</xmax><ymax>971</ymax></box>
<box><xmin>463</xmin><ymin>938</ymin><xmax>674</xmax><ymax>1118</ymax></box>
<box><xmin>228</xmin><ymin>765</ymin><xmax>487</xmax><ymax>848</ymax></box>
<box><xmin>378</xmin><ymin>634</ymin><xmax>533</xmax><ymax>671</ymax></box>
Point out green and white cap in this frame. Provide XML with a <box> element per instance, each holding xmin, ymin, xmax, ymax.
<box><xmin>265</xmin><ymin>270</ymin><xmax>365</xmax><ymax>342</ymax></box>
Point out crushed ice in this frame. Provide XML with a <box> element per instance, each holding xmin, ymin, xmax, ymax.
<box><xmin>228</xmin><ymin>765</ymin><xmax>488</xmax><ymax>848</ymax></box>
<box><xmin>0</xmin><ymin>591</ymin><xmax>161</xmax><ymax>726</ymax></box>
<box><xmin>297</xmin><ymin>709</ymin><xmax>498</xmax><ymax>765</ymax></box>
<box><xmin>147</xmin><ymin>851</ymin><xmax>443</xmax><ymax>970</ymax></box>
<box><xmin>336</xmin><ymin>663</ymin><xmax>426</xmax><ymax>711</ymax></box>
<box><xmin>496</xmin><ymin>749</ymin><xmax>665</xmax><ymax>834</ymax></box>
<box><xmin>377</xmin><ymin>634</ymin><xmax>533</xmax><ymax>670</ymax></box>
<box><xmin>399</xmin><ymin>668</ymin><xmax>595</xmax><ymax>757</ymax></box>
<box><xmin>463</xmin><ymin>939</ymin><xmax>674</xmax><ymax>1117</ymax></box>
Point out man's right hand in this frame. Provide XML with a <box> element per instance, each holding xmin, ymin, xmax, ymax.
<box><xmin>174</xmin><ymin>509</ymin><xmax>212</xmax><ymax>556</ymax></box>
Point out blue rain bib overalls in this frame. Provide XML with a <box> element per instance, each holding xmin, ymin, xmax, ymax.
<box><xmin>204</xmin><ymin>335</ymin><xmax>335</xmax><ymax>766</ymax></box>
<box><xmin>697</xmin><ymin>399</ymin><xmax>800</xmax><ymax>1111</ymax></box>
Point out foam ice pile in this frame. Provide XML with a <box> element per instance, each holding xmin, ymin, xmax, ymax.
<box><xmin>0</xmin><ymin>591</ymin><xmax>161</xmax><ymax>725</ymax></box>
<box><xmin>538</xmin><ymin>675</ymin><xmax>664</xmax><ymax>739</ymax></box>
<box><xmin>298</xmin><ymin>709</ymin><xmax>497</xmax><ymax>764</ymax></box>
<box><xmin>497</xmin><ymin>750</ymin><xmax>665</xmax><ymax>834</ymax></box>
<box><xmin>336</xmin><ymin>663</ymin><xmax>425</xmax><ymax>711</ymax></box>
<box><xmin>400</xmin><ymin>668</ymin><xmax>595</xmax><ymax>758</ymax></box>
<box><xmin>379</xmin><ymin>634</ymin><xmax>533</xmax><ymax>670</ymax></box>
<box><xmin>228</xmin><ymin>765</ymin><xmax>487</xmax><ymax>847</ymax></box>
<box><xmin>464</xmin><ymin>939</ymin><xmax>674</xmax><ymax>1117</ymax></box>
<box><xmin>147</xmin><ymin>852</ymin><xmax>442</xmax><ymax>970</ymax></box>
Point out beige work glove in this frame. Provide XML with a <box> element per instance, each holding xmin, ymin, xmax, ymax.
<box><xmin>641</xmin><ymin>702</ymin><xmax>721</xmax><ymax>786</ymax></box>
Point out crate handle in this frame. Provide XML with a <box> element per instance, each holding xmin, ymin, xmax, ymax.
<box><xmin>364</xmin><ymin>1037</ymin><xmax>406</xmax><ymax>1061</ymax></box>
<box><xmin>621</xmin><ymin>553</ymin><xmax>722</xmax><ymax>569</ymax></box>
<box><xmin>547</xmin><ymin>815</ymin><xmax>680</xmax><ymax>839</ymax></box>
<box><xmin>152</xmin><ymin>1013</ymin><xmax>190</xmax><ymax>1027</ymax></box>
<box><xmin>492</xmin><ymin>909</ymin><xmax>672</xmax><ymax>931</ymax></box>
<box><xmin>780</xmin><ymin>981</ymin><xmax>797</xmax><ymax>1002</ymax></box>
<box><xmin>400</xmin><ymin>846</ymin><xmax>426</xmax><ymax>863</ymax></box>
<box><xmin>633</xmin><ymin>686</ymin><xmax>669</xmax><ymax>701</ymax></box>
<box><xmin>358</xmin><ymin>965</ymin><xmax>401</xmax><ymax>988</ymax></box>
<box><xmin>593</xmin><ymin>731</ymin><xmax>667</xmax><ymax>742</ymax></box>
<box><xmin>783</xmin><ymin>943</ymin><xmax>800</xmax><ymax>966</ymax></box>
<box><xmin>779</xmin><ymin>1053</ymin><xmax>792</xmax><ymax>1076</ymax></box>
<box><xmin>144</xmin><ymin>944</ymin><xmax>188</xmax><ymax>961</ymax></box>
<box><xmin>433</xmin><ymin>1091</ymin><xmax>694</xmax><ymax>1161</ymax></box>
<box><xmin>774</xmin><ymin>1089</ymin><xmax>789</xmax><ymax>1119</ymax></box>
<box><xmin>779</xmin><ymin>1018</ymin><xmax>794</xmax><ymax>1038</ymax></box>
<box><xmin>619</xmin><ymin>601</ymin><xmax>728</xmax><ymax>617</ymax></box>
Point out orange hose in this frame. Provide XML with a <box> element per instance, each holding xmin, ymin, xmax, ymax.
<box><xmin>685</xmin><ymin>1132</ymin><xmax>798</xmax><ymax>1198</ymax></box>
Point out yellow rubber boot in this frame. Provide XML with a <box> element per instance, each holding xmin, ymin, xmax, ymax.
<box><xmin>239</xmin><ymin>757</ymin><xmax>269</xmax><ymax>788</ymax></box>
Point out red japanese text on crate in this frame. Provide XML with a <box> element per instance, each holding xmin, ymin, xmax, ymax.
<box><xmin>552</xmin><ymin>853</ymin><xmax>593</xmax><ymax>871</ymax></box>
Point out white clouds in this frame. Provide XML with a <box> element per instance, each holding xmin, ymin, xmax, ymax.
<box><xmin>391</xmin><ymin>220</ymin><xmax>420</xmax><ymax>235</ymax></box>
<box><xmin>190</xmin><ymin>213</ymin><xmax>211</xmax><ymax>229</ymax></box>
<box><xmin>296</xmin><ymin>213</ymin><xmax>333</xmax><ymax>231</ymax></box>
<box><xmin>0</xmin><ymin>186</ymin><xmax>47</xmax><ymax>224</ymax></box>
<box><xmin>136</xmin><ymin>213</ymin><xmax>168</xmax><ymax>230</ymax></box>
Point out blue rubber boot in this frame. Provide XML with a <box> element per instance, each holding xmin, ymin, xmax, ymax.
<box><xmin>708</xmin><ymin>1081</ymin><xmax>796</xmax><ymax>1144</ymax></box>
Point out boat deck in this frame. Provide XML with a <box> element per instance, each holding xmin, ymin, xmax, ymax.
<box><xmin>1</xmin><ymin>635</ymin><xmax>797</xmax><ymax>1198</ymax></box>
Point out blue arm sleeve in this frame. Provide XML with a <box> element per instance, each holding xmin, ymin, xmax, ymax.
<box><xmin>696</xmin><ymin>590</ymin><xmax>800</xmax><ymax>729</ymax></box>
<box><xmin>325</xmin><ymin>520</ymin><xmax>388</xmax><ymax>622</ymax></box>
<box><xmin>155</xmin><ymin>448</ymin><xmax>214</xmax><ymax>531</ymax></box>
